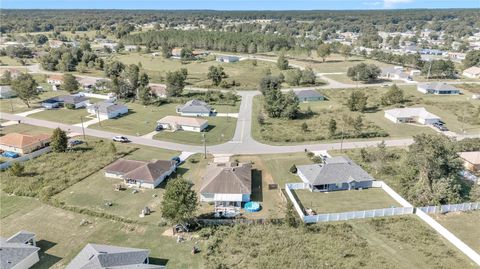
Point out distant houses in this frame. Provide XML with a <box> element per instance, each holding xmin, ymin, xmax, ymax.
<box><xmin>41</xmin><ymin>95</ymin><xmax>90</xmax><ymax>109</ymax></box>
<box><xmin>380</xmin><ymin>66</ymin><xmax>412</xmax><ymax>82</ymax></box>
<box><xmin>86</xmin><ymin>101</ymin><xmax>128</xmax><ymax>120</ymax></box>
<box><xmin>296</xmin><ymin>156</ymin><xmax>374</xmax><ymax>192</ymax></box>
<box><xmin>200</xmin><ymin>162</ymin><xmax>252</xmax><ymax>213</ymax></box>
<box><xmin>458</xmin><ymin>151</ymin><xmax>480</xmax><ymax>172</ymax></box>
<box><xmin>417</xmin><ymin>82</ymin><xmax>460</xmax><ymax>95</ymax></box>
<box><xmin>0</xmin><ymin>85</ymin><xmax>17</xmax><ymax>99</ymax></box>
<box><xmin>294</xmin><ymin>90</ymin><xmax>325</xmax><ymax>102</ymax></box>
<box><xmin>384</xmin><ymin>107</ymin><xmax>441</xmax><ymax>125</ymax></box>
<box><xmin>156</xmin><ymin>115</ymin><xmax>208</xmax><ymax>132</ymax></box>
<box><xmin>462</xmin><ymin>66</ymin><xmax>480</xmax><ymax>79</ymax></box>
<box><xmin>176</xmin><ymin>99</ymin><xmax>214</xmax><ymax>117</ymax></box>
<box><xmin>66</xmin><ymin>243</ymin><xmax>165</xmax><ymax>269</ymax></box>
<box><xmin>104</xmin><ymin>159</ymin><xmax>177</xmax><ymax>189</ymax></box>
<box><xmin>0</xmin><ymin>231</ymin><xmax>40</xmax><ymax>269</ymax></box>
<box><xmin>0</xmin><ymin>133</ymin><xmax>51</xmax><ymax>155</ymax></box>
<box><xmin>216</xmin><ymin>56</ymin><xmax>240</xmax><ymax>63</ymax></box>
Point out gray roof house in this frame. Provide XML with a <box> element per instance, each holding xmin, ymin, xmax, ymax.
<box><xmin>176</xmin><ymin>99</ymin><xmax>213</xmax><ymax>116</ymax></box>
<box><xmin>87</xmin><ymin>101</ymin><xmax>128</xmax><ymax>120</ymax></box>
<box><xmin>66</xmin><ymin>243</ymin><xmax>165</xmax><ymax>269</ymax></box>
<box><xmin>0</xmin><ymin>86</ymin><xmax>17</xmax><ymax>99</ymax></box>
<box><xmin>0</xmin><ymin>231</ymin><xmax>40</xmax><ymax>269</ymax></box>
<box><xmin>41</xmin><ymin>95</ymin><xmax>89</xmax><ymax>109</ymax></box>
<box><xmin>417</xmin><ymin>82</ymin><xmax>460</xmax><ymax>95</ymax></box>
<box><xmin>295</xmin><ymin>90</ymin><xmax>324</xmax><ymax>102</ymax></box>
<box><xmin>296</xmin><ymin>156</ymin><xmax>374</xmax><ymax>192</ymax></box>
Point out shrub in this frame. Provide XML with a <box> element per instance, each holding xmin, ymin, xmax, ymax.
<box><xmin>289</xmin><ymin>164</ymin><xmax>297</xmax><ymax>173</ymax></box>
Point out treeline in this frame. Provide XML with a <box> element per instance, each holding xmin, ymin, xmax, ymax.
<box><xmin>123</xmin><ymin>30</ymin><xmax>295</xmax><ymax>53</ymax></box>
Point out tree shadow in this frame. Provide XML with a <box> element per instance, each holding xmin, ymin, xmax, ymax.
<box><xmin>250</xmin><ymin>169</ymin><xmax>263</xmax><ymax>203</ymax></box>
<box><xmin>149</xmin><ymin>257</ymin><xmax>169</xmax><ymax>266</ymax></box>
<box><xmin>33</xmin><ymin>240</ymin><xmax>62</xmax><ymax>269</ymax></box>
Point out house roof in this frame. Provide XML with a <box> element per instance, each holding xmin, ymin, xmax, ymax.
<box><xmin>0</xmin><ymin>231</ymin><xmax>40</xmax><ymax>269</ymax></box>
<box><xmin>178</xmin><ymin>99</ymin><xmax>212</xmax><ymax>114</ymax></box>
<box><xmin>200</xmin><ymin>162</ymin><xmax>252</xmax><ymax>195</ymax></box>
<box><xmin>105</xmin><ymin>159</ymin><xmax>146</xmax><ymax>174</ymax></box>
<box><xmin>0</xmin><ymin>133</ymin><xmax>51</xmax><ymax>148</ymax></box>
<box><xmin>59</xmin><ymin>95</ymin><xmax>89</xmax><ymax>105</ymax></box>
<box><xmin>149</xmin><ymin>84</ymin><xmax>167</xmax><ymax>97</ymax></box>
<box><xmin>463</xmin><ymin>66</ymin><xmax>480</xmax><ymax>76</ymax></box>
<box><xmin>458</xmin><ymin>151</ymin><xmax>480</xmax><ymax>165</ymax></box>
<box><xmin>157</xmin><ymin>115</ymin><xmax>207</xmax><ymax>128</ymax></box>
<box><xmin>105</xmin><ymin>159</ymin><xmax>176</xmax><ymax>183</ymax></box>
<box><xmin>90</xmin><ymin>101</ymin><xmax>128</xmax><ymax>114</ymax></box>
<box><xmin>297</xmin><ymin>156</ymin><xmax>374</xmax><ymax>185</ymax></box>
<box><xmin>6</xmin><ymin>231</ymin><xmax>36</xmax><ymax>244</ymax></box>
<box><xmin>384</xmin><ymin>107</ymin><xmax>440</xmax><ymax>120</ymax></box>
<box><xmin>66</xmin><ymin>243</ymin><xmax>163</xmax><ymax>269</ymax></box>
<box><xmin>418</xmin><ymin>82</ymin><xmax>459</xmax><ymax>91</ymax></box>
<box><xmin>295</xmin><ymin>90</ymin><xmax>323</xmax><ymax>99</ymax></box>
<box><xmin>48</xmin><ymin>74</ymin><xmax>64</xmax><ymax>81</ymax></box>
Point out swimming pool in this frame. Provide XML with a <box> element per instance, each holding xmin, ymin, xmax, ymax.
<box><xmin>244</xmin><ymin>201</ymin><xmax>261</xmax><ymax>212</ymax></box>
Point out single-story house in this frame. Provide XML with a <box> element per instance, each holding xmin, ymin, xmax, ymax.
<box><xmin>384</xmin><ymin>107</ymin><xmax>441</xmax><ymax>125</ymax></box>
<box><xmin>0</xmin><ymin>86</ymin><xmax>17</xmax><ymax>99</ymax></box>
<box><xmin>216</xmin><ymin>56</ymin><xmax>240</xmax><ymax>63</ymax></box>
<box><xmin>0</xmin><ymin>68</ymin><xmax>22</xmax><ymax>79</ymax></box>
<box><xmin>462</xmin><ymin>66</ymin><xmax>480</xmax><ymax>79</ymax></box>
<box><xmin>66</xmin><ymin>243</ymin><xmax>164</xmax><ymax>269</ymax></box>
<box><xmin>0</xmin><ymin>133</ymin><xmax>51</xmax><ymax>155</ymax></box>
<box><xmin>295</xmin><ymin>90</ymin><xmax>325</xmax><ymax>102</ymax></box>
<box><xmin>157</xmin><ymin>115</ymin><xmax>208</xmax><ymax>132</ymax></box>
<box><xmin>149</xmin><ymin>84</ymin><xmax>167</xmax><ymax>98</ymax></box>
<box><xmin>41</xmin><ymin>95</ymin><xmax>90</xmax><ymax>109</ymax></box>
<box><xmin>176</xmin><ymin>99</ymin><xmax>214</xmax><ymax>116</ymax></box>
<box><xmin>458</xmin><ymin>151</ymin><xmax>480</xmax><ymax>172</ymax></box>
<box><xmin>296</xmin><ymin>156</ymin><xmax>374</xmax><ymax>192</ymax></box>
<box><xmin>104</xmin><ymin>159</ymin><xmax>177</xmax><ymax>189</ymax></box>
<box><xmin>417</xmin><ymin>82</ymin><xmax>461</xmax><ymax>95</ymax></box>
<box><xmin>0</xmin><ymin>231</ymin><xmax>40</xmax><ymax>269</ymax></box>
<box><xmin>171</xmin><ymin>47</ymin><xmax>182</xmax><ymax>57</ymax></box>
<box><xmin>200</xmin><ymin>162</ymin><xmax>252</xmax><ymax>212</ymax></box>
<box><xmin>76</xmin><ymin>77</ymin><xmax>101</xmax><ymax>91</ymax></box>
<box><xmin>87</xmin><ymin>101</ymin><xmax>128</xmax><ymax>120</ymax></box>
<box><xmin>380</xmin><ymin>67</ymin><xmax>412</xmax><ymax>82</ymax></box>
<box><xmin>47</xmin><ymin>74</ymin><xmax>64</xmax><ymax>85</ymax></box>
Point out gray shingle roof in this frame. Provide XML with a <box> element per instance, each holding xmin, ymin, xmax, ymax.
<box><xmin>178</xmin><ymin>99</ymin><xmax>212</xmax><ymax>114</ymax></box>
<box><xmin>297</xmin><ymin>156</ymin><xmax>374</xmax><ymax>185</ymax></box>
<box><xmin>0</xmin><ymin>231</ymin><xmax>39</xmax><ymax>269</ymax></box>
<box><xmin>91</xmin><ymin>101</ymin><xmax>128</xmax><ymax>114</ymax></box>
<box><xmin>6</xmin><ymin>231</ymin><xmax>36</xmax><ymax>244</ymax></box>
<box><xmin>200</xmin><ymin>162</ymin><xmax>252</xmax><ymax>194</ymax></box>
<box><xmin>419</xmin><ymin>82</ymin><xmax>459</xmax><ymax>91</ymax></box>
<box><xmin>294</xmin><ymin>90</ymin><xmax>323</xmax><ymax>99</ymax></box>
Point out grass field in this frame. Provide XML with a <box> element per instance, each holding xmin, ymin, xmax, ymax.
<box><xmin>0</xmin><ymin>90</ymin><xmax>63</xmax><ymax>114</ymax></box>
<box><xmin>0</xmin><ymin>123</ymin><xmax>53</xmax><ymax>135</ymax></box>
<box><xmin>433</xmin><ymin>211</ymin><xmax>480</xmax><ymax>253</ymax></box>
<box><xmin>0</xmin><ymin>56</ymin><xmax>24</xmax><ymax>66</ymax></box>
<box><xmin>293</xmin><ymin>188</ymin><xmax>400</xmax><ymax>214</ymax></box>
<box><xmin>29</xmin><ymin>107</ymin><xmax>90</xmax><ymax>125</ymax></box>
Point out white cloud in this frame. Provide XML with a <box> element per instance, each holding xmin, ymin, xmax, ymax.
<box><xmin>383</xmin><ymin>0</ymin><xmax>414</xmax><ymax>8</ymax></box>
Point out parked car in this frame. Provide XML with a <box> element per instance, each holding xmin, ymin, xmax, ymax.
<box><xmin>112</xmin><ymin>136</ymin><xmax>129</xmax><ymax>143</ymax></box>
<box><xmin>433</xmin><ymin>122</ymin><xmax>448</xmax><ymax>131</ymax></box>
<box><xmin>155</xmin><ymin>125</ymin><xmax>163</xmax><ymax>131</ymax></box>
<box><xmin>171</xmin><ymin>156</ymin><xmax>183</xmax><ymax>165</ymax></box>
<box><xmin>68</xmin><ymin>140</ymin><xmax>84</xmax><ymax>147</ymax></box>
<box><xmin>2</xmin><ymin>151</ymin><xmax>19</xmax><ymax>158</ymax></box>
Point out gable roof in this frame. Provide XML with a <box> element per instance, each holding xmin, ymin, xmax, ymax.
<box><xmin>90</xmin><ymin>101</ymin><xmax>128</xmax><ymax>114</ymax></box>
<box><xmin>48</xmin><ymin>74</ymin><xmax>64</xmax><ymax>81</ymax></box>
<box><xmin>105</xmin><ymin>159</ymin><xmax>146</xmax><ymax>174</ymax></box>
<box><xmin>0</xmin><ymin>231</ymin><xmax>40</xmax><ymax>269</ymax></box>
<box><xmin>66</xmin><ymin>243</ymin><xmax>163</xmax><ymax>269</ymax></box>
<box><xmin>59</xmin><ymin>95</ymin><xmax>89</xmax><ymax>105</ymax></box>
<box><xmin>418</xmin><ymin>82</ymin><xmax>459</xmax><ymax>91</ymax></box>
<box><xmin>157</xmin><ymin>116</ymin><xmax>207</xmax><ymax>128</ymax></box>
<box><xmin>295</xmin><ymin>90</ymin><xmax>323</xmax><ymax>99</ymax></box>
<box><xmin>458</xmin><ymin>151</ymin><xmax>480</xmax><ymax>165</ymax></box>
<box><xmin>105</xmin><ymin>159</ymin><xmax>176</xmax><ymax>183</ymax></box>
<box><xmin>297</xmin><ymin>156</ymin><xmax>374</xmax><ymax>185</ymax></box>
<box><xmin>0</xmin><ymin>133</ymin><xmax>51</xmax><ymax>148</ymax></box>
<box><xmin>178</xmin><ymin>99</ymin><xmax>212</xmax><ymax>113</ymax></box>
<box><xmin>200</xmin><ymin>162</ymin><xmax>252</xmax><ymax>194</ymax></box>
<box><xmin>6</xmin><ymin>231</ymin><xmax>36</xmax><ymax>244</ymax></box>
<box><xmin>384</xmin><ymin>107</ymin><xmax>440</xmax><ymax>120</ymax></box>
<box><xmin>463</xmin><ymin>66</ymin><xmax>480</xmax><ymax>76</ymax></box>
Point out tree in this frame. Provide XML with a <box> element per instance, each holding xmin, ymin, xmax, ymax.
<box><xmin>62</xmin><ymin>74</ymin><xmax>80</xmax><ymax>93</ymax></box>
<box><xmin>259</xmin><ymin>75</ymin><xmax>281</xmax><ymax>95</ymax></box>
<box><xmin>11</xmin><ymin>73</ymin><xmax>38</xmax><ymax>108</ymax></box>
<box><xmin>285</xmin><ymin>69</ymin><xmax>302</xmax><ymax>86</ymax></box>
<box><xmin>33</xmin><ymin>34</ymin><xmax>48</xmax><ymax>45</ymax></box>
<box><xmin>281</xmin><ymin>91</ymin><xmax>300</xmax><ymax>119</ymax></box>
<box><xmin>289</xmin><ymin>164</ymin><xmax>297</xmax><ymax>173</ymax></box>
<box><xmin>301</xmin><ymin>67</ymin><xmax>316</xmax><ymax>85</ymax></box>
<box><xmin>347</xmin><ymin>63</ymin><xmax>381</xmax><ymax>83</ymax></box>
<box><xmin>380</xmin><ymin>84</ymin><xmax>405</xmax><ymax>105</ymax></box>
<box><xmin>166</xmin><ymin>70</ymin><xmax>187</xmax><ymax>97</ymax></box>
<box><xmin>207</xmin><ymin>66</ymin><xmax>227</xmax><ymax>86</ymax></box>
<box><xmin>277</xmin><ymin>54</ymin><xmax>289</xmax><ymax>70</ymax></box>
<box><xmin>422</xmin><ymin>60</ymin><xmax>456</xmax><ymax>79</ymax></box>
<box><xmin>284</xmin><ymin>201</ymin><xmax>298</xmax><ymax>227</ymax></box>
<box><xmin>51</xmin><ymin>128</ymin><xmax>68</xmax><ymax>153</ymax></box>
<box><xmin>180</xmin><ymin>48</ymin><xmax>193</xmax><ymax>60</ymax></box>
<box><xmin>328</xmin><ymin>118</ymin><xmax>337</xmax><ymax>137</ymax></box>
<box><xmin>301</xmin><ymin>122</ymin><xmax>308</xmax><ymax>132</ymax></box>
<box><xmin>316</xmin><ymin>43</ymin><xmax>331</xmax><ymax>62</ymax></box>
<box><xmin>346</xmin><ymin>91</ymin><xmax>368</xmax><ymax>112</ymax></box>
<box><xmin>160</xmin><ymin>178</ymin><xmax>198</xmax><ymax>225</ymax></box>
<box><xmin>340</xmin><ymin>45</ymin><xmax>352</xmax><ymax>61</ymax></box>
<box><xmin>353</xmin><ymin>115</ymin><xmax>363</xmax><ymax>133</ymax></box>
<box><xmin>104</xmin><ymin>61</ymin><xmax>125</xmax><ymax>78</ymax></box>
<box><xmin>9</xmin><ymin>162</ymin><xmax>24</xmax><ymax>177</ymax></box>
<box><xmin>1</xmin><ymin>70</ymin><xmax>12</xmax><ymax>84</ymax></box>
<box><xmin>463</xmin><ymin>50</ymin><xmax>480</xmax><ymax>69</ymax></box>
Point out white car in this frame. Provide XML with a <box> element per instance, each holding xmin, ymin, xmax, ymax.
<box><xmin>112</xmin><ymin>136</ymin><xmax>129</xmax><ymax>143</ymax></box>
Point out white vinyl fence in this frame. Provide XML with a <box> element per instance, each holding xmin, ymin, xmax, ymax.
<box><xmin>0</xmin><ymin>147</ymin><xmax>51</xmax><ymax>170</ymax></box>
<box><xmin>418</xmin><ymin>202</ymin><xmax>480</xmax><ymax>214</ymax></box>
<box><xmin>285</xmin><ymin>183</ymin><xmax>309</xmax><ymax>219</ymax></box>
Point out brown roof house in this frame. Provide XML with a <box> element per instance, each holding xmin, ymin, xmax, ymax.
<box><xmin>459</xmin><ymin>151</ymin><xmax>480</xmax><ymax>172</ymax></box>
<box><xmin>104</xmin><ymin>159</ymin><xmax>177</xmax><ymax>189</ymax></box>
<box><xmin>200</xmin><ymin>162</ymin><xmax>252</xmax><ymax>213</ymax></box>
<box><xmin>0</xmin><ymin>133</ymin><xmax>51</xmax><ymax>155</ymax></box>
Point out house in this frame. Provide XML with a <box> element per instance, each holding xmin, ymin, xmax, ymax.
<box><xmin>216</xmin><ymin>56</ymin><xmax>240</xmax><ymax>63</ymax></box>
<box><xmin>47</xmin><ymin>74</ymin><xmax>64</xmax><ymax>86</ymax></box>
<box><xmin>458</xmin><ymin>152</ymin><xmax>480</xmax><ymax>172</ymax></box>
<box><xmin>417</xmin><ymin>82</ymin><xmax>460</xmax><ymax>95</ymax></box>
<box><xmin>76</xmin><ymin>77</ymin><xmax>101</xmax><ymax>91</ymax></box>
<box><xmin>200</xmin><ymin>162</ymin><xmax>252</xmax><ymax>212</ymax></box>
<box><xmin>380</xmin><ymin>67</ymin><xmax>412</xmax><ymax>82</ymax></box>
<box><xmin>157</xmin><ymin>115</ymin><xmax>208</xmax><ymax>132</ymax></box>
<box><xmin>462</xmin><ymin>66</ymin><xmax>480</xmax><ymax>79</ymax></box>
<box><xmin>384</xmin><ymin>107</ymin><xmax>441</xmax><ymax>125</ymax></box>
<box><xmin>149</xmin><ymin>84</ymin><xmax>167</xmax><ymax>98</ymax></box>
<box><xmin>104</xmin><ymin>158</ymin><xmax>177</xmax><ymax>189</ymax></box>
<box><xmin>42</xmin><ymin>95</ymin><xmax>90</xmax><ymax>109</ymax></box>
<box><xmin>48</xmin><ymin>40</ymin><xmax>64</xmax><ymax>48</ymax></box>
<box><xmin>295</xmin><ymin>90</ymin><xmax>325</xmax><ymax>102</ymax></box>
<box><xmin>0</xmin><ymin>86</ymin><xmax>17</xmax><ymax>99</ymax></box>
<box><xmin>0</xmin><ymin>231</ymin><xmax>40</xmax><ymax>269</ymax></box>
<box><xmin>176</xmin><ymin>99</ymin><xmax>214</xmax><ymax>116</ymax></box>
<box><xmin>171</xmin><ymin>47</ymin><xmax>182</xmax><ymax>57</ymax></box>
<box><xmin>0</xmin><ymin>133</ymin><xmax>51</xmax><ymax>155</ymax></box>
<box><xmin>0</xmin><ymin>68</ymin><xmax>22</xmax><ymax>79</ymax></box>
<box><xmin>87</xmin><ymin>101</ymin><xmax>128</xmax><ymax>120</ymax></box>
<box><xmin>296</xmin><ymin>156</ymin><xmax>374</xmax><ymax>192</ymax></box>
<box><xmin>66</xmin><ymin>243</ymin><xmax>164</xmax><ymax>269</ymax></box>
<box><xmin>410</xmin><ymin>69</ymin><xmax>421</xmax><ymax>76</ymax></box>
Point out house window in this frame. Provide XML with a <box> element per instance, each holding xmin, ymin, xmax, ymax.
<box><xmin>317</xmin><ymin>184</ymin><xmax>327</xmax><ymax>190</ymax></box>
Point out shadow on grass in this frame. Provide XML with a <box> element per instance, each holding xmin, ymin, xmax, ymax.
<box><xmin>149</xmin><ymin>257</ymin><xmax>169</xmax><ymax>267</ymax></box>
<box><xmin>250</xmin><ymin>169</ymin><xmax>263</xmax><ymax>203</ymax></box>
<box><xmin>34</xmin><ymin>240</ymin><xmax>62</xmax><ymax>269</ymax></box>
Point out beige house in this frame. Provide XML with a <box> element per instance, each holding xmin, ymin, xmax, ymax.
<box><xmin>157</xmin><ymin>115</ymin><xmax>208</xmax><ymax>132</ymax></box>
<box><xmin>459</xmin><ymin>151</ymin><xmax>480</xmax><ymax>172</ymax></box>
<box><xmin>0</xmin><ymin>133</ymin><xmax>51</xmax><ymax>155</ymax></box>
<box><xmin>462</xmin><ymin>66</ymin><xmax>480</xmax><ymax>79</ymax></box>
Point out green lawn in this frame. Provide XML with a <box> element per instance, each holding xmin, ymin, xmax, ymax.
<box><xmin>0</xmin><ymin>123</ymin><xmax>53</xmax><ymax>135</ymax></box>
<box><xmin>0</xmin><ymin>90</ymin><xmax>63</xmax><ymax>114</ymax></box>
<box><xmin>293</xmin><ymin>188</ymin><xmax>400</xmax><ymax>214</ymax></box>
<box><xmin>0</xmin><ymin>56</ymin><xmax>24</xmax><ymax>66</ymax></box>
<box><xmin>434</xmin><ymin>211</ymin><xmax>480</xmax><ymax>253</ymax></box>
<box><xmin>29</xmin><ymin>107</ymin><xmax>90</xmax><ymax>125</ymax></box>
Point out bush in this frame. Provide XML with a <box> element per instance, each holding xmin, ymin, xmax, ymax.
<box><xmin>289</xmin><ymin>164</ymin><xmax>297</xmax><ymax>173</ymax></box>
<box><xmin>65</xmin><ymin>103</ymin><xmax>75</xmax><ymax>109</ymax></box>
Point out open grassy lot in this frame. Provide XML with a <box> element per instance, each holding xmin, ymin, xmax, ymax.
<box><xmin>323</xmin><ymin>73</ymin><xmax>403</xmax><ymax>85</ymax></box>
<box><xmin>29</xmin><ymin>107</ymin><xmax>90</xmax><ymax>125</ymax></box>
<box><xmin>0</xmin><ymin>194</ymin><xmax>204</xmax><ymax>269</ymax></box>
<box><xmin>202</xmin><ymin>215</ymin><xmax>476</xmax><ymax>269</ymax></box>
<box><xmin>433</xmin><ymin>211</ymin><xmax>480</xmax><ymax>253</ymax></box>
<box><xmin>293</xmin><ymin>188</ymin><xmax>400</xmax><ymax>214</ymax></box>
<box><xmin>114</xmin><ymin>52</ymin><xmax>282</xmax><ymax>89</ymax></box>
<box><xmin>0</xmin><ymin>56</ymin><xmax>24</xmax><ymax>66</ymax></box>
<box><xmin>0</xmin><ymin>123</ymin><xmax>52</xmax><ymax>135</ymax></box>
<box><xmin>0</xmin><ymin>90</ymin><xmax>63</xmax><ymax>114</ymax></box>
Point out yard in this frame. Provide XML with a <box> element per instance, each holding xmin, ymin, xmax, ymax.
<box><xmin>0</xmin><ymin>90</ymin><xmax>62</xmax><ymax>114</ymax></box>
<box><xmin>292</xmin><ymin>188</ymin><xmax>400</xmax><ymax>214</ymax></box>
<box><xmin>29</xmin><ymin>107</ymin><xmax>91</xmax><ymax>125</ymax></box>
<box><xmin>0</xmin><ymin>123</ymin><xmax>53</xmax><ymax>135</ymax></box>
<box><xmin>433</xmin><ymin>210</ymin><xmax>480</xmax><ymax>253</ymax></box>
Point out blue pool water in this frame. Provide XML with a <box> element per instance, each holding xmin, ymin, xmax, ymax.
<box><xmin>244</xmin><ymin>201</ymin><xmax>261</xmax><ymax>212</ymax></box>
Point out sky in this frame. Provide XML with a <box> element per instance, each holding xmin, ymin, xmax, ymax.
<box><xmin>1</xmin><ymin>0</ymin><xmax>479</xmax><ymax>10</ymax></box>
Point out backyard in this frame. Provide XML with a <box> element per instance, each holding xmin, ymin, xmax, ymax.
<box><xmin>433</xmin><ymin>211</ymin><xmax>480</xmax><ymax>253</ymax></box>
<box><xmin>0</xmin><ymin>90</ymin><xmax>61</xmax><ymax>114</ymax></box>
<box><xmin>29</xmin><ymin>107</ymin><xmax>91</xmax><ymax>125</ymax></box>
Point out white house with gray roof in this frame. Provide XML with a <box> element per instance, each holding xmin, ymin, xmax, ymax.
<box><xmin>384</xmin><ymin>107</ymin><xmax>441</xmax><ymax>125</ymax></box>
<box><xmin>0</xmin><ymin>231</ymin><xmax>40</xmax><ymax>269</ymax></box>
<box><xmin>0</xmin><ymin>86</ymin><xmax>17</xmax><ymax>99</ymax></box>
<box><xmin>87</xmin><ymin>101</ymin><xmax>128</xmax><ymax>120</ymax></box>
<box><xmin>176</xmin><ymin>99</ymin><xmax>214</xmax><ymax>117</ymax></box>
<box><xmin>66</xmin><ymin>243</ymin><xmax>164</xmax><ymax>269</ymax></box>
<box><xmin>296</xmin><ymin>156</ymin><xmax>374</xmax><ymax>192</ymax></box>
<box><xmin>417</xmin><ymin>82</ymin><xmax>460</xmax><ymax>95</ymax></box>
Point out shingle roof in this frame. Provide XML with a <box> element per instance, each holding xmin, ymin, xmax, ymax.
<box><xmin>91</xmin><ymin>101</ymin><xmax>128</xmax><ymax>114</ymax></box>
<box><xmin>105</xmin><ymin>159</ymin><xmax>176</xmax><ymax>183</ymax></box>
<box><xmin>297</xmin><ymin>156</ymin><xmax>374</xmax><ymax>185</ymax></box>
<box><xmin>0</xmin><ymin>231</ymin><xmax>39</xmax><ymax>269</ymax></box>
<box><xmin>295</xmin><ymin>90</ymin><xmax>323</xmax><ymax>99</ymax></box>
<box><xmin>458</xmin><ymin>151</ymin><xmax>480</xmax><ymax>165</ymax></box>
<box><xmin>66</xmin><ymin>243</ymin><xmax>162</xmax><ymax>269</ymax></box>
<box><xmin>0</xmin><ymin>133</ymin><xmax>51</xmax><ymax>148</ymax></box>
<box><xmin>157</xmin><ymin>115</ymin><xmax>207</xmax><ymax>128</ymax></box>
<box><xmin>200</xmin><ymin>162</ymin><xmax>252</xmax><ymax>194</ymax></box>
<box><xmin>178</xmin><ymin>99</ymin><xmax>212</xmax><ymax>114</ymax></box>
<box><xmin>384</xmin><ymin>107</ymin><xmax>440</xmax><ymax>120</ymax></box>
<box><xmin>59</xmin><ymin>95</ymin><xmax>89</xmax><ymax>105</ymax></box>
<box><xmin>463</xmin><ymin>66</ymin><xmax>480</xmax><ymax>75</ymax></box>
<box><xmin>6</xmin><ymin>231</ymin><xmax>36</xmax><ymax>244</ymax></box>
<box><xmin>419</xmin><ymin>82</ymin><xmax>459</xmax><ymax>91</ymax></box>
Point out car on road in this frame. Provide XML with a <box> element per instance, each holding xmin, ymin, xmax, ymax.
<box><xmin>112</xmin><ymin>136</ymin><xmax>130</xmax><ymax>143</ymax></box>
<box><xmin>171</xmin><ymin>156</ymin><xmax>183</xmax><ymax>166</ymax></box>
<box><xmin>68</xmin><ymin>140</ymin><xmax>84</xmax><ymax>147</ymax></box>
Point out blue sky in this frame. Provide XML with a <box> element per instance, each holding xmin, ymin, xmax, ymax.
<box><xmin>1</xmin><ymin>0</ymin><xmax>479</xmax><ymax>10</ymax></box>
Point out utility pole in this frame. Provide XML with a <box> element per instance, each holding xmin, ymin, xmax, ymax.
<box><xmin>427</xmin><ymin>60</ymin><xmax>432</xmax><ymax>81</ymax></box>
<box><xmin>10</xmin><ymin>99</ymin><xmax>13</xmax><ymax>113</ymax></box>
<box><xmin>202</xmin><ymin>132</ymin><xmax>207</xmax><ymax>159</ymax></box>
<box><xmin>96</xmin><ymin>107</ymin><xmax>101</xmax><ymax>127</ymax></box>
<box><xmin>340</xmin><ymin>124</ymin><xmax>345</xmax><ymax>153</ymax></box>
<box><xmin>80</xmin><ymin>116</ymin><xmax>86</xmax><ymax>141</ymax></box>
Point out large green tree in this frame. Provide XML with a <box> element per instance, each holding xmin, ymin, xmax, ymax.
<box><xmin>463</xmin><ymin>50</ymin><xmax>480</xmax><ymax>69</ymax></box>
<box><xmin>62</xmin><ymin>74</ymin><xmax>80</xmax><ymax>93</ymax></box>
<box><xmin>347</xmin><ymin>63</ymin><xmax>381</xmax><ymax>83</ymax></box>
<box><xmin>207</xmin><ymin>65</ymin><xmax>227</xmax><ymax>86</ymax></box>
<box><xmin>160</xmin><ymin>178</ymin><xmax>198</xmax><ymax>225</ymax></box>
<box><xmin>166</xmin><ymin>70</ymin><xmax>187</xmax><ymax>97</ymax></box>
<box><xmin>346</xmin><ymin>91</ymin><xmax>368</xmax><ymax>112</ymax></box>
<box><xmin>277</xmin><ymin>54</ymin><xmax>289</xmax><ymax>70</ymax></box>
<box><xmin>51</xmin><ymin>128</ymin><xmax>68</xmax><ymax>153</ymax></box>
<box><xmin>316</xmin><ymin>43</ymin><xmax>331</xmax><ymax>62</ymax></box>
<box><xmin>11</xmin><ymin>73</ymin><xmax>38</xmax><ymax>108</ymax></box>
<box><xmin>380</xmin><ymin>84</ymin><xmax>404</xmax><ymax>105</ymax></box>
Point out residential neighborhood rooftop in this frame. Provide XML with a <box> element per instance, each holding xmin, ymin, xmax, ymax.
<box><xmin>105</xmin><ymin>159</ymin><xmax>176</xmax><ymax>183</ymax></box>
<box><xmin>200</xmin><ymin>162</ymin><xmax>252</xmax><ymax>195</ymax></box>
<box><xmin>157</xmin><ymin>115</ymin><xmax>208</xmax><ymax>128</ymax></box>
<box><xmin>458</xmin><ymin>151</ymin><xmax>480</xmax><ymax>165</ymax></box>
<box><xmin>384</xmin><ymin>107</ymin><xmax>441</xmax><ymax>120</ymax></box>
<box><xmin>0</xmin><ymin>133</ymin><xmax>51</xmax><ymax>148</ymax></box>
